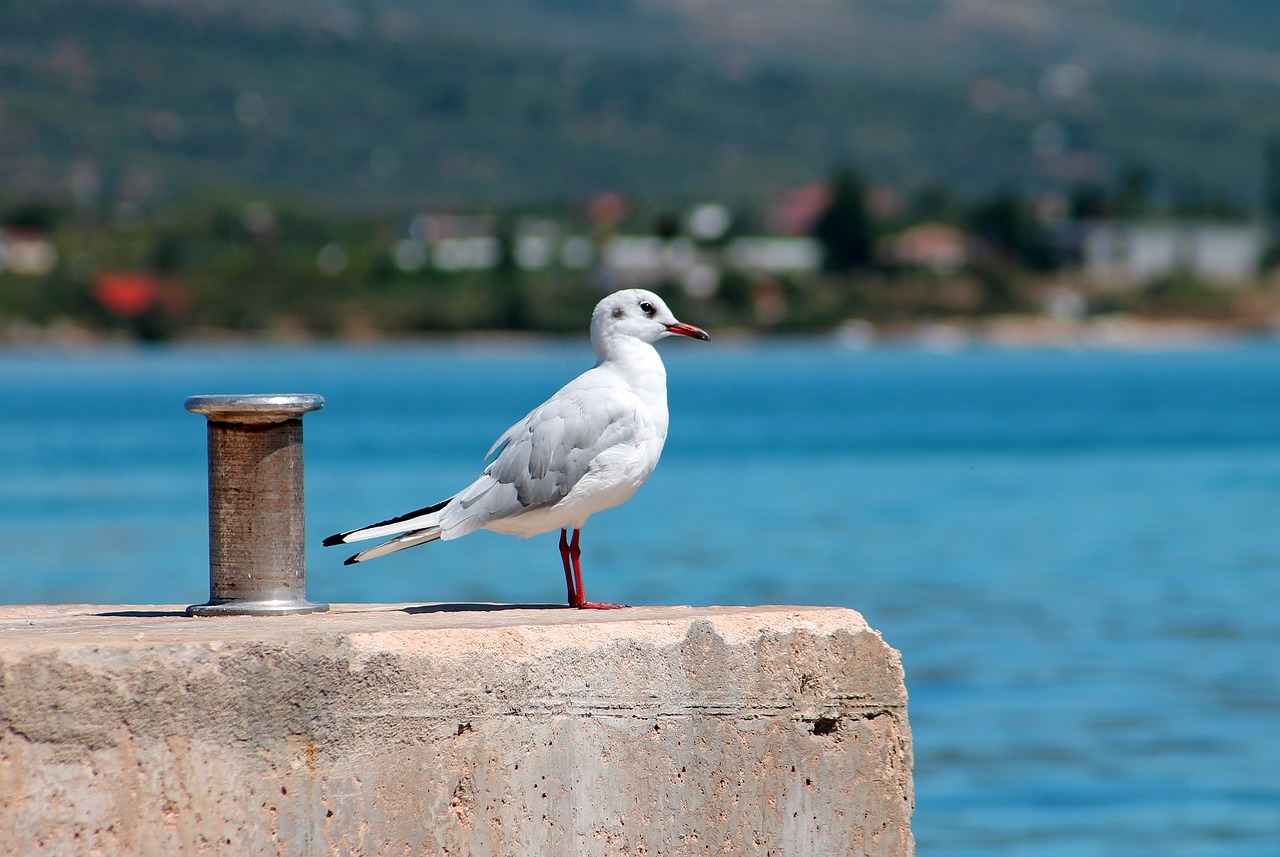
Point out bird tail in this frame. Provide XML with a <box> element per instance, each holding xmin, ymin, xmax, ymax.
<box><xmin>340</xmin><ymin>527</ymin><xmax>442</xmax><ymax>565</ymax></box>
<box><xmin>323</xmin><ymin>497</ymin><xmax>453</xmax><ymax>564</ymax></box>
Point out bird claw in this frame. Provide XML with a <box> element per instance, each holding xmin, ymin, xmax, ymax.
<box><xmin>573</xmin><ymin>600</ymin><xmax>628</xmax><ymax>610</ymax></box>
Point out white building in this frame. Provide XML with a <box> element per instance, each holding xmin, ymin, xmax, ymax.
<box><xmin>0</xmin><ymin>228</ymin><xmax>58</xmax><ymax>275</ymax></box>
<box><xmin>723</xmin><ymin>237</ymin><xmax>822</xmax><ymax>273</ymax></box>
<box><xmin>1079</xmin><ymin>221</ymin><xmax>1267</xmax><ymax>285</ymax></box>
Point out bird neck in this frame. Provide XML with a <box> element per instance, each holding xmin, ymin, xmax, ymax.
<box><xmin>596</xmin><ymin>336</ymin><xmax>669</xmax><ymax>407</ymax></box>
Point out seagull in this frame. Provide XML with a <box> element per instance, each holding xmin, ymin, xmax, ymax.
<box><xmin>323</xmin><ymin>288</ymin><xmax>710</xmax><ymax>609</ymax></box>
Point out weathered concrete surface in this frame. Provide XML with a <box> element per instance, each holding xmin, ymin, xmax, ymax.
<box><xmin>0</xmin><ymin>604</ymin><xmax>913</xmax><ymax>856</ymax></box>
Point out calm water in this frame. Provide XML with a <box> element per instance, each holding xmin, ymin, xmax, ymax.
<box><xmin>3</xmin><ymin>339</ymin><xmax>1279</xmax><ymax>855</ymax></box>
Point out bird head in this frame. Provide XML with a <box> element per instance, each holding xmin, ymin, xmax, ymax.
<box><xmin>590</xmin><ymin>289</ymin><xmax>711</xmax><ymax>349</ymax></box>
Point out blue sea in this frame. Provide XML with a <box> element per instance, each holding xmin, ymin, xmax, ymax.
<box><xmin>3</xmin><ymin>338</ymin><xmax>1279</xmax><ymax>855</ymax></box>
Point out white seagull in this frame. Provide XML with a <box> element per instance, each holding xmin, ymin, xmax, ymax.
<box><xmin>324</xmin><ymin>288</ymin><xmax>710</xmax><ymax>609</ymax></box>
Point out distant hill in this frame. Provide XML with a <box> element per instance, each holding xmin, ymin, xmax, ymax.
<box><xmin>2</xmin><ymin>0</ymin><xmax>1278</xmax><ymax>212</ymax></box>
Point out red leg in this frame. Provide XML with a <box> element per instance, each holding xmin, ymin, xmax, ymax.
<box><xmin>559</xmin><ymin>528</ymin><xmax>578</xmax><ymax>606</ymax></box>
<box><xmin>568</xmin><ymin>528</ymin><xmax>625</xmax><ymax>610</ymax></box>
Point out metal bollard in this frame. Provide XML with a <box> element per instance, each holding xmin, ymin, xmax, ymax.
<box><xmin>185</xmin><ymin>394</ymin><xmax>329</xmax><ymax>616</ymax></box>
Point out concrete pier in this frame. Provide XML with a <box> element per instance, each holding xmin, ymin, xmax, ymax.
<box><xmin>0</xmin><ymin>604</ymin><xmax>913</xmax><ymax>856</ymax></box>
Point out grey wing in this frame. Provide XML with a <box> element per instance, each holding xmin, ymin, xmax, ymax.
<box><xmin>493</xmin><ymin>391</ymin><xmax>636</xmax><ymax>508</ymax></box>
<box><xmin>444</xmin><ymin>390</ymin><xmax>634</xmax><ymax>529</ymax></box>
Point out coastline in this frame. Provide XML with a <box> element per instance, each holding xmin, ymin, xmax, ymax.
<box><xmin>4</xmin><ymin>312</ymin><xmax>1278</xmax><ymax>353</ymax></box>
<box><xmin>863</xmin><ymin>313</ymin><xmax>1280</xmax><ymax>351</ymax></box>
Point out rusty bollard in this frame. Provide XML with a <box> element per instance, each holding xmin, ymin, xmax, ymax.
<box><xmin>185</xmin><ymin>394</ymin><xmax>329</xmax><ymax>616</ymax></box>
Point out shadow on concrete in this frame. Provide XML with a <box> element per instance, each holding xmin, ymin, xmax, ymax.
<box><xmin>402</xmin><ymin>603</ymin><xmax>566</xmax><ymax>614</ymax></box>
<box><xmin>91</xmin><ymin>605</ymin><xmax>570</xmax><ymax>618</ymax></box>
<box><xmin>98</xmin><ymin>610</ymin><xmax>189</xmax><ymax>618</ymax></box>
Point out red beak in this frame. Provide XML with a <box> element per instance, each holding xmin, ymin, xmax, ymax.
<box><xmin>665</xmin><ymin>322</ymin><xmax>711</xmax><ymax>342</ymax></box>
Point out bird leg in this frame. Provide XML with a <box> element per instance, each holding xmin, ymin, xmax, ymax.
<box><xmin>566</xmin><ymin>527</ymin><xmax>625</xmax><ymax>610</ymax></box>
<box><xmin>559</xmin><ymin>528</ymin><xmax>578</xmax><ymax>606</ymax></box>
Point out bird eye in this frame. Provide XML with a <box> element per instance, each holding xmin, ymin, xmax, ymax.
<box><xmin>639</xmin><ymin>301</ymin><xmax>656</xmax><ymax>317</ymax></box>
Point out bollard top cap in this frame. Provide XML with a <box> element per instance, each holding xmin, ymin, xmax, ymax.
<box><xmin>185</xmin><ymin>394</ymin><xmax>325</xmax><ymax>423</ymax></box>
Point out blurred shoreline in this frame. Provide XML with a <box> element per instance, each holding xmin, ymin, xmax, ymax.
<box><xmin>858</xmin><ymin>313</ymin><xmax>1280</xmax><ymax>351</ymax></box>
<box><xmin>4</xmin><ymin>312</ymin><xmax>1277</xmax><ymax>353</ymax></box>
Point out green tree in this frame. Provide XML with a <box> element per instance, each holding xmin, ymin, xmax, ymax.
<box><xmin>1114</xmin><ymin>162</ymin><xmax>1152</xmax><ymax>219</ymax></box>
<box><xmin>967</xmin><ymin>190</ymin><xmax>1053</xmax><ymax>270</ymax></box>
<box><xmin>1069</xmin><ymin>183</ymin><xmax>1111</xmax><ymax>220</ymax></box>
<box><xmin>812</xmin><ymin>168</ymin><xmax>874</xmax><ymax>272</ymax></box>
<box><xmin>1265</xmin><ymin>136</ymin><xmax>1280</xmax><ymax>221</ymax></box>
<box><xmin>1263</xmin><ymin>136</ymin><xmax>1280</xmax><ymax>270</ymax></box>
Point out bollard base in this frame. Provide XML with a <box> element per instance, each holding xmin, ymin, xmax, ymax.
<box><xmin>186</xmin><ymin>598</ymin><xmax>330</xmax><ymax>617</ymax></box>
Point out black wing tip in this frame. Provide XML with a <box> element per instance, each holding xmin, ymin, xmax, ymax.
<box><xmin>374</xmin><ymin>497</ymin><xmax>453</xmax><ymax>529</ymax></box>
<box><xmin>322</xmin><ymin>497</ymin><xmax>452</xmax><ymax>549</ymax></box>
<box><xmin>342</xmin><ymin>554</ymin><xmax>361</xmax><ymax>566</ymax></box>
